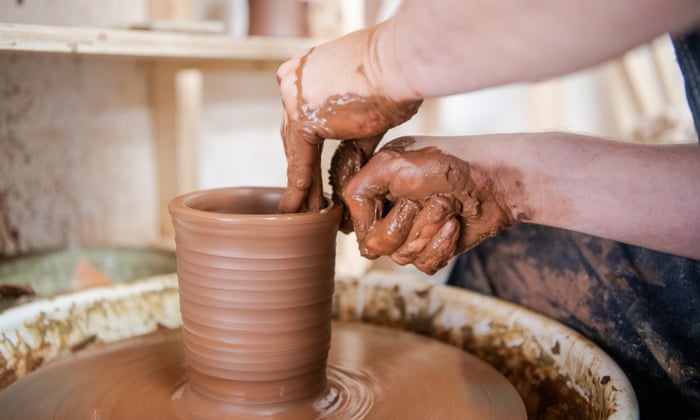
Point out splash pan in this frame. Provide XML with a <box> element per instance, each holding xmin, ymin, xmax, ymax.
<box><xmin>0</xmin><ymin>272</ymin><xmax>637</xmax><ymax>418</ymax></box>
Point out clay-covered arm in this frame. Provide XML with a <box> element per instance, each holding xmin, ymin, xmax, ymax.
<box><xmin>342</xmin><ymin>134</ymin><xmax>700</xmax><ymax>273</ymax></box>
<box><xmin>375</xmin><ymin>0</ymin><xmax>700</xmax><ymax>101</ymax></box>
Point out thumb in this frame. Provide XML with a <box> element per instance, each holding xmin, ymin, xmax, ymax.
<box><xmin>341</xmin><ymin>149</ymin><xmax>398</xmax><ymax>241</ymax></box>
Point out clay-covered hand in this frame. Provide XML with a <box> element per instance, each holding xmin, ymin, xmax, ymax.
<box><xmin>277</xmin><ymin>26</ymin><xmax>422</xmax><ymax>213</ymax></box>
<box><xmin>341</xmin><ymin>137</ymin><xmax>516</xmax><ymax>274</ymax></box>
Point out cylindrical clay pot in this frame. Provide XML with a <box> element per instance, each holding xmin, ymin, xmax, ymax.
<box><xmin>169</xmin><ymin>187</ymin><xmax>341</xmax><ymax>415</ymax></box>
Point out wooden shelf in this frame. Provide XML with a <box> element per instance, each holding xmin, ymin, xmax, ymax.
<box><xmin>0</xmin><ymin>22</ymin><xmax>317</xmax><ymax>63</ymax></box>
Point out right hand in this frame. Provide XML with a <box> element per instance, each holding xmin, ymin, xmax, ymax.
<box><xmin>340</xmin><ymin>136</ymin><xmax>516</xmax><ymax>274</ymax></box>
<box><xmin>276</xmin><ymin>26</ymin><xmax>422</xmax><ymax>213</ymax></box>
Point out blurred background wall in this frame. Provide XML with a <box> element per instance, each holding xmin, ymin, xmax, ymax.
<box><xmin>1</xmin><ymin>0</ymin><xmax>696</xmax><ymax>280</ymax></box>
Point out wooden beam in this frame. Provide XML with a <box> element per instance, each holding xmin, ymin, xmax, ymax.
<box><xmin>148</xmin><ymin>63</ymin><xmax>179</xmax><ymax>236</ymax></box>
<box><xmin>175</xmin><ymin>69</ymin><xmax>201</xmax><ymax>196</ymax></box>
<box><xmin>0</xmin><ymin>22</ymin><xmax>317</xmax><ymax>62</ymax></box>
<box><xmin>148</xmin><ymin>0</ymin><xmax>194</xmax><ymax>21</ymax></box>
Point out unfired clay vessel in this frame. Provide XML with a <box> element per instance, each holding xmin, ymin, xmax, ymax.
<box><xmin>169</xmin><ymin>187</ymin><xmax>342</xmax><ymax>414</ymax></box>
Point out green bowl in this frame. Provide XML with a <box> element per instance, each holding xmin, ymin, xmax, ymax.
<box><xmin>0</xmin><ymin>247</ymin><xmax>176</xmax><ymax>308</ymax></box>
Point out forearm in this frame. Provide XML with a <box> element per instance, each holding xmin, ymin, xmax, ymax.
<box><xmin>465</xmin><ymin>133</ymin><xmax>700</xmax><ymax>259</ymax></box>
<box><xmin>375</xmin><ymin>0</ymin><xmax>700</xmax><ymax>100</ymax></box>
<box><xmin>534</xmin><ymin>136</ymin><xmax>700</xmax><ymax>259</ymax></box>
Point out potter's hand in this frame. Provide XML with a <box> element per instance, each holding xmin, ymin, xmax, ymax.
<box><xmin>341</xmin><ymin>137</ymin><xmax>515</xmax><ymax>274</ymax></box>
<box><xmin>277</xmin><ymin>27</ymin><xmax>422</xmax><ymax>213</ymax></box>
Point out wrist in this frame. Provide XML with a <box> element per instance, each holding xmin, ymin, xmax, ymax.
<box><xmin>369</xmin><ymin>20</ymin><xmax>424</xmax><ymax>102</ymax></box>
<box><xmin>460</xmin><ymin>134</ymin><xmax>540</xmax><ymax>224</ymax></box>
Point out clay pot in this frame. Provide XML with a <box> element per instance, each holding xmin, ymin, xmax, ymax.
<box><xmin>168</xmin><ymin>187</ymin><xmax>341</xmax><ymax>412</ymax></box>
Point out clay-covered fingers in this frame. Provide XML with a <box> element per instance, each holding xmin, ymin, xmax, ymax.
<box><xmin>348</xmin><ymin>192</ymin><xmax>462</xmax><ymax>273</ymax></box>
<box><xmin>278</xmin><ymin>48</ymin><xmax>325</xmax><ymax>213</ymax></box>
<box><xmin>278</xmin><ymin>124</ymin><xmax>325</xmax><ymax>213</ymax></box>
<box><xmin>390</xmin><ymin>195</ymin><xmax>461</xmax><ymax>274</ymax></box>
<box><xmin>411</xmin><ymin>218</ymin><xmax>460</xmax><ymax>274</ymax></box>
<box><xmin>390</xmin><ymin>195</ymin><xmax>458</xmax><ymax>265</ymax></box>
<box><xmin>342</xmin><ymin>150</ymin><xmax>399</xmax><ymax>242</ymax></box>
<box><xmin>360</xmin><ymin>198</ymin><xmax>421</xmax><ymax>258</ymax></box>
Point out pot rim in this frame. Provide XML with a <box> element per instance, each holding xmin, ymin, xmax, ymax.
<box><xmin>168</xmin><ymin>186</ymin><xmax>342</xmax><ymax>225</ymax></box>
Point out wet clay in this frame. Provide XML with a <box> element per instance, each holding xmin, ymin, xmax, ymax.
<box><xmin>0</xmin><ymin>322</ymin><xmax>527</xmax><ymax>419</ymax></box>
<box><xmin>278</xmin><ymin>43</ymin><xmax>421</xmax><ymax>213</ymax></box>
<box><xmin>340</xmin><ymin>137</ymin><xmax>515</xmax><ymax>274</ymax></box>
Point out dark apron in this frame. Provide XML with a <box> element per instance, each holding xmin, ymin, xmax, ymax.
<box><xmin>448</xmin><ymin>30</ymin><xmax>700</xmax><ymax>419</ymax></box>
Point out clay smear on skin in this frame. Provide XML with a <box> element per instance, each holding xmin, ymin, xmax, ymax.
<box><xmin>279</xmin><ymin>45</ymin><xmax>420</xmax><ymax>213</ymax></box>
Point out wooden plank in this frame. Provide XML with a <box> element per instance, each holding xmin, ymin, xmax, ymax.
<box><xmin>650</xmin><ymin>36</ymin><xmax>685</xmax><ymax>107</ymax></box>
<box><xmin>616</xmin><ymin>45</ymin><xmax>664</xmax><ymax>119</ymax></box>
<box><xmin>527</xmin><ymin>79</ymin><xmax>566</xmax><ymax>131</ymax></box>
<box><xmin>174</xmin><ymin>69</ymin><xmax>201</xmax><ymax>196</ymax></box>
<box><xmin>148</xmin><ymin>0</ymin><xmax>194</xmax><ymax>21</ymax></box>
<box><xmin>148</xmin><ymin>63</ymin><xmax>178</xmax><ymax>236</ymax></box>
<box><xmin>146</xmin><ymin>65</ymin><xmax>201</xmax><ymax>237</ymax></box>
<box><xmin>308</xmin><ymin>0</ymin><xmax>343</xmax><ymax>39</ymax></box>
<box><xmin>0</xmin><ymin>22</ymin><xmax>317</xmax><ymax>62</ymax></box>
<box><xmin>147</xmin><ymin>0</ymin><xmax>196</xmax><ymax>238</ymax></box>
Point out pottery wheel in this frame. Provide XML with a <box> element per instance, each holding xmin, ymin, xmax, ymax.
<box><xmin>0</xmin><ymin>322</ymin><xmax>526</xmax><ymax>419</ymax></box>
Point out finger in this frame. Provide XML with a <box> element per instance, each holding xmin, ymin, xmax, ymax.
<box><xmin>351</xmin><ymin>196</ymin><xmax>384</xmax><ymax>258</ymax></box>
<box><xmin>413</xmin><ymin>218</ymin><xmax>460</xmax><ymax>274</ymax></box>
<box><xmin>391</xmin><ymin>195</ymin><xmax>456</xmax><ymax>265</ymax></box>
<box><xmin>305</xmin><ymin>145</ymin><xmax>326</xmax><ymax>212</ymax></box>
<box><xmin>279</xmin><ymin>123</ymin><xmax>323</xmax><ymax>213</ymax></box>
<box><xmin>360</xmin><ymin>198</ymin><xmax>421</xmax><ymax>257</ymax></box>
<box><xmin>341</xmin><ymin>150</ymin><xmax>398</xmax><ymax>240</ymax></box>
